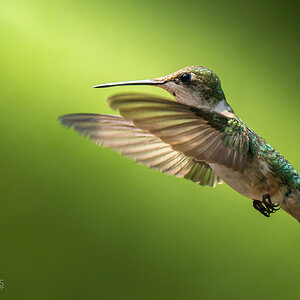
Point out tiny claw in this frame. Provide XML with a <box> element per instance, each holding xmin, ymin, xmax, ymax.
<box><xmin>253</xmin><ymin>194</ymin><xmax>280</xmax><ymax>218</ymax></box>
<box><xmin>262</xmin><ymin>193</ymin><xmax>280</xmax><ymax>212</ymax></box>
<box><xmin>253</xmin><ymin>200</ymin><xmax>270</xmax><ymax>218</ymax></box>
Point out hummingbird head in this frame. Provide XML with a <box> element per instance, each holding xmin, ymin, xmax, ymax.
<box><xmin>93</xmin><ymin>66</ymin><xmax>233</xmax><ymax>112</ymax></box>
<box><xmin>153</xmin><ymin>66</ymin><xmax>232</xmax><ymax>112</ymax></box>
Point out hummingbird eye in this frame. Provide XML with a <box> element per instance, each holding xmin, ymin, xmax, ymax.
<box><xmin>179</xmin><ymin>73</ymin><xmax>191</xmax><ymax>84</ymax></box>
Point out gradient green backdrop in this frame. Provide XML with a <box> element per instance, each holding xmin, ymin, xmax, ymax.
<box><xmin>1</xmin><ymin>0</ymin><xmax>300</xmax><ymax>299</ymax></box>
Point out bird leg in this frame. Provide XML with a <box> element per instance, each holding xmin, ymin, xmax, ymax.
<box><xmin>253</xmin><ymin>193</ymin><xmax>280</xmax><ymax>218</ymax></box>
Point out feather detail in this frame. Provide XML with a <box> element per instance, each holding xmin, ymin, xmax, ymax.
<box><xmin>108</xmin><ymin>93</ymin><xmax>250</xmax><ymax>172</ymax></box>
<box><xmin>58</xmin><ymin>113</ymin><xmax>222</xmax><ymax>187</ymax></box>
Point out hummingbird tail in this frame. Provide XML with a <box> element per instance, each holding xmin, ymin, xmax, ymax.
<box><xmin>58</xmin><ymin>113</ymin><xmax>222</xmax><ymax>188</ymax></box>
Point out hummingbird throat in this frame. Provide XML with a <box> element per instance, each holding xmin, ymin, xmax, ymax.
<box><xmin>160</xmin><ymin>81</ymin><xmax>232</xmax><ymax>112</ymax></box>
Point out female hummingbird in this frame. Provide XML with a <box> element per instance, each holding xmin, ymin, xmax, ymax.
<box><xmin>59</xmin><ymin>66</ymin><xmax>300</xmax><ymax>222</ymax></box>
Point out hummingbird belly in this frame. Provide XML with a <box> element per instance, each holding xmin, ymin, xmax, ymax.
<box><xmin>209</xmin><ymin>160</ymin><xmax>286</xmax><ymax>204</ymax></box>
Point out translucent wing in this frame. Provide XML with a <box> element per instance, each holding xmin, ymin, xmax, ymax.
<box><xmin>108</xmin><ymin>93</ymin><xmax>250</xmax><ymax>172</ymax></box>
<box><xmin>59</xmin><ymin>114</ymin><xmax>222</xmax><ymax>187</ymax></box>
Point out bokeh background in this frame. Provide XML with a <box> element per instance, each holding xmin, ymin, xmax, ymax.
<box><xmin>1</xmin><ymin>0</ymin><xmax>300</xmax><ymax>299</ymax></box>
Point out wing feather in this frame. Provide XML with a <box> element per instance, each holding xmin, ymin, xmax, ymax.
<box><xmin>58</xmin><ymin>113</ymin><xmax>222</xmax><ymax>187</ymax></box>
<box><xmin>108</xmin><ymin>93</ymin><xmax>250</xmax><ymax>172</ymax></box>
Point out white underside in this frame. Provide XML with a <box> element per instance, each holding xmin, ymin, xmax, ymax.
<box><xmin>209</xmin><ymin>162</ymin><xmax>300</xmax><ymax>222</ymax></box>
<box><xmin>209</xmin><ymin>160</ymin><xmax>284</xmax><ymax>202</ymax></box>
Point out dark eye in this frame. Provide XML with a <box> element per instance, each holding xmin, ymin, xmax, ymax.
<box><xmin>179</xmin><ymin>73</ymin><xmax>191</xmax><ymax>84</ymax></box>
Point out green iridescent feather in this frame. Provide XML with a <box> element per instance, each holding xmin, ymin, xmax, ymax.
<box><xmin>221</xmin><ymin>118</ymin><xmax>249</xmax><ymax>155</ymax></box>
<box><xmin>248</xmin><ymin>129</ymin><xmax>300</xmax><ymax>189</ymax></box>
<box><xmin>220</xmin><ymin>117</ymin><xmax>300</xmax><ymax>189</ymax></box>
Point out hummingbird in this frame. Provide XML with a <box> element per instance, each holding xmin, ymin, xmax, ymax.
<box><xmin>59</xmin><ymin>66</ymin><xmax>300</xmax><ymax>222</ymax></box>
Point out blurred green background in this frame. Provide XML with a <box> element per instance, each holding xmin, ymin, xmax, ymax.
<box><xmin>1</xmin><ymin>0</ymin><xmax>300</xmax><ymax>299</ymax></box>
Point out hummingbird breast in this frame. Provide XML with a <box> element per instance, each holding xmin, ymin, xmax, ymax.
<box><xmin>209</xmin><ymin>159</ymin><xmax>286</xmax><ymax>204</ymax></box>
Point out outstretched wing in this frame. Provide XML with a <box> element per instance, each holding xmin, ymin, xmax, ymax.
<box><xmin>59</xmin><ymin>114</ymin><xmax>222</xmax><ymax>187</ymax></box>
<box><xmin>108</xmin><ymin>93</ymin><xmax>251</xmax><ymax>172</ymax></box>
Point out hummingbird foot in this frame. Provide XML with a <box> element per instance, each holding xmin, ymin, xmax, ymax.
<box><xmin>262</xmin><ymin>193</ymin><xmax>280</xmax><ymax>213</ymax></box>
<box><xmin>253</xmin><ymin>200</ymin><xmax>271</xmax><ymax>217</ymax></box>
<box><xmin>253</xmin><ymin>194</ymin><xmax>280</xmax><ymax>218</ymax></box>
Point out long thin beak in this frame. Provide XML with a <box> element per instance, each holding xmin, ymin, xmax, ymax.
<box><xmin>92</xmin><ymin>79</ymin><xmax>165</xmax><ymax>88</ymax></box>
